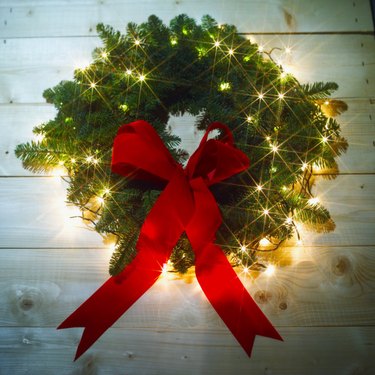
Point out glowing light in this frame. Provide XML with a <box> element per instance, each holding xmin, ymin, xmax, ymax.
<box><xmin>258</xmin><ymin>45</ymin><xmax>264</xmax><ymax>52</ymax></box>
<box><xmin>259</xmin><ymin>237</ymin><xmax>270</xmax><ymax>247</ymax></box>
<box><xmin>258</xmin><ymin>93</ymin><xmax>264</xmax><ymax>100</ymax></box>
<box><xmin>271</xmin><ymin>144</ymin><xmax>278</xmax><ymax>152</ymax></box>
<box><xmin>90</xmin><ymin>82</ymin><xmax>96</xmax><ymax>88</ymax></box>
<box><xmin>104</xmin><ymin>188</ymin><xmax>110</xmax><ymax>195</ymax></box>
<box><xmin>125</xmin><ymin>69</ymin><xmax>132</xmax><ymax>75</ymax></box>
<box><xmin>228</xmin><ymin>49</ymin><xmax>234</xmax><ymax>55</ymax></box>
<box><xmin>278</xmin><ymin>93</ymin><xmax>285</xmax><ymax>99</ymax></box>
<box><xmin>58</xmin><ymin>160</ymin><xmax>64</xmax><ymax>166</ymax></box>
<box><xmin>71</xmin><ymin>158</ymin><xmax>76</xmax><ymax>164</ymax></box>
<box><xmin>263</xmin><ymin>209</ymin><xmax>269</xmax><ymax>216</ymax></box>
<box><xmin>74</xmin><ymin>61</ymin><xmax>90</xmax><ymax>71</ymax></box>
<box><xmin>240</xmin><ymin>245</ymin><xmax>247</xmax><ymax>252</ymax></box>
<box><xmin>243</xmin><ymin>267</ymin><xmax>249</xmax><ymax>274</ymax></box>
<box><xmin>97</xmin><ymin>196</ymin><xmax>104</xmax><ymax>204</ymax></box>
<box><xmin>308</xmin><ymin>197</ymin><xmax>320</xmax><ymax>206</ymax></box>
<box><xmin>285</xmin><ymin>217</ymin><xmax>293</xmax><ymax>224</ymax></box>
<box><xmin>282</xmin><ymin>186</ymin><xmax>288</xmax><ymax>191</ymax></box>
<box><xmin>86</xmin><ymin>156</ymin><xmax>93</xmax><ymax>163</ymax></box>
<box><xmin>264</xmin><ymin>264</ymin><xmax>276</xmax><ymax>276</ymax></box>
<box><xmin>139</xmin><ymin>74</ymin><xmax>146</xmax><ymax>81</ymax></box>
<box><xmin>246</xmin><ymin>116</ymin><xmax>252</xmax><ymax>123</ymax></box>
<box><xmin>296</xmin><ymin>239</ymin><xmax>303</xmax><ymax>246</ymax></box>
<box><xmin>214</xmin><ymin>41</ymin><xmax>220</xmax><ymax>47</ymax></box>
<box><xmin>256</xmin><ymin>185</ymin><xmax>263</xmax><ymax>191</ymax></box>
<box><xmin>92</xmin><ymin>158</ymin><xmax>99</xmax><ymax>164</ymax></box>
<box><xmin>219</xmin><ymin>82</ymin><xmax>231</xmax><ymax>91</ymax></box>
<box><xmin>265</xmin><ymin>136</ymin><xmax>271</xmax><ymax>141</ymax></box>
<box><xmin>280</xmin><ymin>71</ymin><xmax>287</xmax><ymax>79</ymax></box>
<box><xmin>134</xmin><ymin>39</ymin><xmax>141</xmax><ymax>46</ymax></box>
<box><xmin>301</xmin><ymin>162</ymin><xmax>308</xmax><ymax>171</ymax></box>
<box><xmin>33</xmin><ymin>133</ymin><xmax>45</xmax><ymax>143</ymax></box>
<box><xmin>285</xmin><ymin>47</ymin><xmax>292</xmax><ymax>54</ymax></box>
<box><xmin>322</xmin><ymin>136</ymin><xmax>328</xmax><ymax>143</ymax></box>
<box><xmin>101</xmin><ymin>51</ymin><xmax>108</xmax><ymax>58</ymax></box>
<box><xmin>161</xmin><ymin>263</ymin><xmax>168</xmax><ymax>277</ymax></box>
<box><xmin>324</xmin><ymin>100</ymin><xmax>329</xmax><ymax>105</ymax></box>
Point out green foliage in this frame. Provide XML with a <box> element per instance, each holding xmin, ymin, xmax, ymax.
<box><xmin>15</xmin><ymin>15</ymin><xmax>347</xmax><ymax>275</ymax></box>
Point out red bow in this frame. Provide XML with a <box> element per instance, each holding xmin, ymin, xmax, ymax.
<box><xmin>58</xmin><ymin>120</ymin><xmax>282</xmax><ymax>360</ymax></box>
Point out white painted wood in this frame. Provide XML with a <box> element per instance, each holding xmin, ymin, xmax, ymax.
<box><xmin>0</xmin><ymin>175</ymin><xmax>374</xmax><ymax>248</ymax></box>
<box><xmin>0</xmin><ymin>246</ymin><xmax>374</xmax><ymax>328</ymax></box>
<box><xmin>0</xmin><ymin>0</ymin><xmax>373</xmax><ymax>38</ymax></box>
<box><xmin>0</xmin><ymin>34</ymin><xmax>374</xmax><ymax>104</ymax></box>
<box><xmin>1</xmin><ymin>99</ymin><xmax>374</xmax><ymax>176</ymax></box>
<box><xmin>0</xmin><ymin>327</ymin><xmax>373</xmax><ymax>374</ymax></box>
<box><xmin>0</xmin><ymin>0</ymin><xmax>374</xmax><ymax>372</ymax></box>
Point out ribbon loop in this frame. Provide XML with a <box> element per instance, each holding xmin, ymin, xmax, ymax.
<box><xmin>58</xmin><ymin>120</ymin><xmax>282</xmax><ymax>360</ymax></box>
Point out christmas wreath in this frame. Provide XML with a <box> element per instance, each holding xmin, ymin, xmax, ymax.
<box><xmin>16</xmin><ymin>14</ymin><xmax>347</xmax><ymax>275</ymax></box>
<box><xmin>15</xmin><ymin>14</ymin><xmax>348</xmax><ymax>359</ymax></box>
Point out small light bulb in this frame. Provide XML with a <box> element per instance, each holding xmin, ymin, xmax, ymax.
<box><xmin>285</xmin><ymin>47</ymin><xmax>291</xmax><ymax>54</ymax></box>
<box><xmin>297</xmin><ymin>239</ymin><xmax>303</xmax><ymax>246</ymax></box>
<box><xmin>271</xmin><ymin>144</ymin><xmax>278</xmax><ymax>152</ymax></box>
<box><xmin>264</xmin><ymin>264</ymin><xmax>276</xmax><ymax>276</ymax></box>
<box><xmin>246</xmin><ymin>116</ymin><xmax>252</xmax><ymax>123</ymax></box>
<box><xmin>139</xmin><ymin>74</ymin><xmax>145</xmax><ymax>81</ymax></box>
<box><xmin>322</xmin><ymin>136</ymin><xmax>328</xmax><ymax>143</ymax></box>
<box><xmin>90</xmin><ymin>82</ymin><xmax>96</xmax><ymax>88</ymax></box>
<box><xmin>266</xmin><ymin>136</ymin><xmax>271</xmax><ymax>141</ymax></box>
<box><xmin>214</xmin><ymin>41</ymin><xmax>220</xmax><ymax>47</ymax></box>
<box><xmin>278</xmin><ymin>93</ymin><xmax>285</xmax><ymax>99</ymax></box>
<box><xmin>97</xmin><ymin>196</ymin><xmax>104</xmax><ymax>204</ymax></box>
<box><xmin>258</xmin><ymin>93</ymin><xmax>264</xmax><ymax>100</ymax></box>
<box><xmin>134</xmin><ymin>39</ymin><xmax>141</xmax><ymax>46</ymax></box>
<box><xmin>258</xmin><ymin>45</ymin><xmax>264</xmax><ymax>52</ymax></box>
<box><xmin>58</xmin><ymin>160</ymin><xmax>64</xmax><ymax>166</ymax></box>
<box><xmin>101</xmin><ymin>51</ymin><xmax>108</xmax><ymax>58</ymax></box>
<box><xmin>228</xmin><ymin>49</ymin><xmax>234</xmax><ymax>55</ymax></box>
<box><xmin>104</xmin><ymin>188</ymin><xmax>110</xmax><ymax>195</ymax></box>
<box><xmin>259</xmin><ymin>237</ymin><xmax>270</xmax><ymax>247</ymax></box>
<box><xmin>161</xmin><ymin>263</ymin><xmax>168</xmax><ymax>277</ymax></box>
<box><xmin>302</xmin><ymin>162</ymin><xmax>308</xmax><ymax>171</ymax></box>
<box><xmin>256</xmin><ymin>185</ymin><xmax>263</xmax><ymax>191</ymax></box>
<box><xmin>263</xmin><ymin>209</ymin><xmax>269</xmax><ymax>215</ymax></box>
<box><xmin>282</xmin><ymin>186</ymin><xmax>288</xmax><ymax>191</ymax></box>
<box><xmin>324</xmin><ymin>100</ymin><xmax>330</xmax><ymax>105</ymax></box>
<box><xmin>34</xmin><ymin>133</ymin><xmax>45</xmax><ymax>143</ymax></box>
<box><xmin>92</xmin><ymin>158</ymin><xmax>99</xmax><ymax>164</ymax></box>
<box><xmin>240</xmin><ymin>245</ymin><xmax>247</xmax><ymax>252</ymax></box>
<box><xmin>243</xmin><ymin>267</ymin><xmax>249</xmax><ymax>274</ymax></box>
<box><xmin>71</xmin><ymin>158</ymin><xmax>76</xmax><ymax>164</ymax></box>
<box><xmin>125</xmin><ymin>69</ymin><xmax>132</xmax><ymax>75</ymax></box>
<box><xmin>308</xmin><ymin>197</ymin><xmax>320</xmax><ymax>206</ymax></box>
<box><xmin>86</xmin><ymin>156</ymin><xmax>93</xmax><ymax>163</ymax></box>
<box><xmin>285</xmin><ymin>217</ymin><xmax>293</xmax><ymax>224</ymax></box>
<box><xmin>280</xmin><ymin>71</ymin><xmax>287</xmax><ymax>79</ymax></box>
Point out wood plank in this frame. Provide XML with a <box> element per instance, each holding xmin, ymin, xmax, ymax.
<box><xmin>0</xmin><ymin>326</ymin><xmax>373</xmax><ymax>374</ymax></box>
<box><xmin>0</xmin><ymin>177</ymin><xmax>104</xmax><ymax>249</ymax></box>
<box><xmin>0</xmin><ymin>246</ymin><xmax>374</xmax><ymax>328</ymax></box>
<box><xmin>1</xmin><ymin>99</ymin><xmax>374</xmax><ymax>176</ymax></box>
<box><xmin>0</xmin><ymin>175</ymin><xmax>374</xmax><ymax>248</ymax></box>
<box><xmin>0</xmin><ymin>0</ymin><xmax>373</xmax><ymax>38</ymax></box>
<box><xmin>0</xmin><ymin>34</ymin><xmax>374</xmax><ymax>104</ymax></box>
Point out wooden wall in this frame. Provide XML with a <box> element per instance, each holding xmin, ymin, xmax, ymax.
<box><xmin>0</xmin><ymin>1</ymin><xmax>374</xmax><ymax>373</ymax></box>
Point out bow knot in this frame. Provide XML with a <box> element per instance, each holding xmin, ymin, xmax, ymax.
<box><xmin>58</xmin><ymin>120</ymin><xmax>282</xmax><ymax>360</ymax></box>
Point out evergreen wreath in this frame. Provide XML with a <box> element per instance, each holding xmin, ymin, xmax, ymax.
<box><xmin>16</xmin><ymin>15</ymin><xmax>348</xmax><ymax>276</ymax></box>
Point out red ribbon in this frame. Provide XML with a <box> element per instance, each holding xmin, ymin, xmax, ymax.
<box><xmin>58</xmin><ymin>120</ymin><xmax>282</xmax><ymax>360</ymax></box>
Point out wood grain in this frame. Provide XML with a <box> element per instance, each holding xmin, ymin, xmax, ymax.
<box><xmin>0</xmin><ymin>0</ymin><xmax>373</xmax><ymax>38</ymax></box>
<box><xmin>0</xmin><ymin>246</ymin><xmax>374</xmax><ymax>329</ymax></box>
<box><xmin>1</xmin><ymin>99</ymin><xmax>374</xmax><ymax>176</ymax></box>
<box><xmin>0</xmin><ymin>34</ymin><xmax>374</xmax><ymax>104</ymax></box>
<box><xmin>0</xmin><ymin>327</ymin><xmax>373</xmax><ymax>375</ymax></box>
<box><xmin>0</xmin><ymin>175</ymin><xmax>374</xmax><ymax>249</ymax></box>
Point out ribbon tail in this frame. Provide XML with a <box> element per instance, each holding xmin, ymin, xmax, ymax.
<box><xmin>58</xmin><ymin>247</ymin><xmax>168</xmax><ymax>360</ymax></box>
<box><xmin>195</xmin><ymin>243</ymin><xmax>283</xmax><ymax>357</ymax></box>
